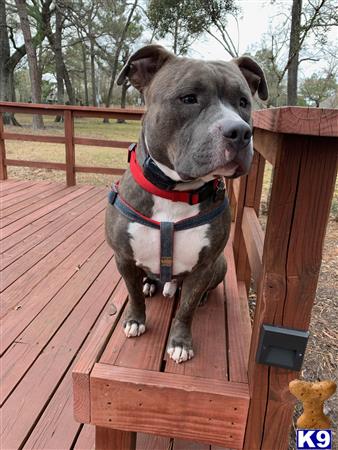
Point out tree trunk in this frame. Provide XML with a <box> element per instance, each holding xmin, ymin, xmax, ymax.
<box><xmin>0</xmin><ymin>0</ymin><xmax>19</xmax><ymax>125</ymax></box>
<box><xmin>55</xmin><ymin>6</ymin><xmax>65</xmax><ymax>104</ymax></box>
<box><xmin>54</xmin><ymin>5</ymin><xmax>65</xmax><ymax>121</ymax></box>
<box><xmin>0</xmin><ymin>0</ymin><xmax>10</xmax><ymax>101</ymax></box>
<box><xmin>105</xmin><ymin>51</ymin><xmax>119</xmax><ymax>108</ymax></box>
<box><xmin>15</xmin><ymin>0</ymin><xmax>44</xmax><ymax>129</ymax></box>
<box><xmin>117</xmin><ymin>81</ymin><xmax>130</xmax><ymax>124</ymax></box>
<box><xmin>81</xmin><ymin>40</ymin><xmax>89</xmax><ymax>106</ymax></box>
<box><xmin>287</xmin><ymin>0</ymin><xmax>302</xmax><ymax>105</ymax></box>
<box><xmin>43</xmin><ymin>1</ymin><xmax>75</xmax><ymax>105</ymax></box>
<box><xmin>104</xmin><ymin>0</ymin><xmax>138</xmax><ymax>111</ymax></box>
<box><xmin>89</xmin><ymin>36</ymin><xmax>97</xmax><ymax>106</ymax></box>
<box><xmin>173</xmin><ymin>11</ymin><xmax>179</xmax><ymax>55</ymax></box>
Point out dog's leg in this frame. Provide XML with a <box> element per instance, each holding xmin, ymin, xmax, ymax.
<box><xmin>116</xmin><ymin>256</ymin><xmax>147</xmax><ymax>338</ymax></box>
<box><xmin>167</xmin><ymin>254</ymin><xmax>226</xmax><ymax>363</ymax></box>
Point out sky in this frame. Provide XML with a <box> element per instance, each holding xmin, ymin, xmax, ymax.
<box><xmin>190</xmin><ymin>0</ymin><xmax>279</xmax><ymax>60</ymax></box>
<box><xmin>153</xmin><ymin>0</ymin><xmax>336</xmax><ymax>78</ymax></box>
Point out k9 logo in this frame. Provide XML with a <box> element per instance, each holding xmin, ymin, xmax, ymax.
<box><xmin>297</xmin><ymin>430</ymin><xmax>332</xmax><ymax>449</ymax></box>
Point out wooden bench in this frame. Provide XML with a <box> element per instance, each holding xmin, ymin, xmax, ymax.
<box><xmin>72</xmin><ymin>107</ymin><xmax>337</xmax><ymax>450</ymax></box>
<box><xmin>73</xmin><ymin>236</ymin><xmax>250</xmax><ymax>449</ymax></box>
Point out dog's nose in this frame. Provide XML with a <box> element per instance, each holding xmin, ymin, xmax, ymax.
<box><xmin>223</xmin><ymin>120</ymin><xmax>252</xmax><ymax>151</ymax></box>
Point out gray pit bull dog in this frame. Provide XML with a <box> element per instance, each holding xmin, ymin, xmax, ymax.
<box><xmin>105</xmin><ymin>45</ymin><xmax>268</xmax><ymax>364</ymax></box>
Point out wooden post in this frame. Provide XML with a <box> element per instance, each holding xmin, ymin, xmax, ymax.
<box><xmin>244</xmin><ymin>133</ymin><xmax>338</xmax><ymax>450</ymax></box>
<box><xmin>64</xmin><ymin>110</ymin><xmax>75</xmax><ymax>186</ymax></box>
<box><xmin>232</xmin><ymin>150</ymin><xmax>266</xmax><ymax>290</ymax></box>
<box><xmin>0</xmin><ymin>113</ymin><xmax>8</xmax><ymax>180</ymax></box>
<box><xmin>95</xmin><ymin>427</ymin><xmax>136</xmax><ymax>450</ymax></box>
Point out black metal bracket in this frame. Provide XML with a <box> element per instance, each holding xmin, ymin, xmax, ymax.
<box><xmin>256</xmin><ymin>324</ymin><xmax>309</xmax><ymax>371</ymax></box>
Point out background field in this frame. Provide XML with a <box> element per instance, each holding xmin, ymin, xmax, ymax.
<box><xmin>4</xmin><ymin>114</ymin><xmax>141</xmax><ymax>185</ymax></box>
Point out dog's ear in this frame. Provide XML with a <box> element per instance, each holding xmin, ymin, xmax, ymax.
<box><xmin>116</xmin><ymin>45</ymin><xmax>174</xmax><ymax>92</ymax></box>
<box><xmin>233</xmin><ymin>56</ymin><xmax>268</xmax><ymax>101</ymax></box>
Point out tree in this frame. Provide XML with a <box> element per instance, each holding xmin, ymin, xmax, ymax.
<box><xmin>15</xmin><ymin>0</ymin><xmax>44</xmax><ymax>129</ymax></box>
<box><xmin>253</xmin><ymin>0</ymin><xmax>337</xmax><ymax>105</ymax></box>
<box><xmin>253</xmin><ymin>46</ymin><xmax>286</xmax><ymax>107</ymax></box>
<box><xmin>148</xmin><ymin>0</ymin><xmax>207</xmax><ymax>55</ymax></box>
<box><xmin>199</xmin><ymin>0</ymin><xmax>239</xmax><ymax>57</ymax></box>
<box><xmin>300</xmin><ymin>72</ymin><xmax>337</xmax><ymax>106</ymax></box>
<box><xmin>270</xmin><ymin>0</ymin><xmax>338</xmax><ymax>105</ymax></box>
<box><xmin>104</xmin><ymin>0</ymin><xmax>140</xmax><ymax>109</ymax></box>
<box><xmin>0</xmin><ymin>0</ymin><xmax>12</xmax><ymax>103</ymax></box>
<box><xmin>0</xmin><ymin>0</ymin><xmax>46</xmax><ymax>124</ymax></box>
<box><xmin>42</xmin><ymin>0</ymin><xmax>76</xmax><ymax>106</ymax></box>
<box><xmin>148</xmin><ymin>0</ymin><xmax>237</xmax><ymax>56</ymax></box>
<box><xmin>287</xmin><ymin>0</ymin><xmax>302</xmax><ymax>105</ymax></box>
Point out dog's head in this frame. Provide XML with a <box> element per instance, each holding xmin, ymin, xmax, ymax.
<box><xmin>117</xmin><ymin>45</ymin><xmax>268</xmax><ymax>181</ymax></box>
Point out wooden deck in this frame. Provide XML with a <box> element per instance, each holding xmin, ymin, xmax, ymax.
<box><xmin>1</xmin><ymin>179</ymin><xmax>244</xmax><ymax>450</ymax></box>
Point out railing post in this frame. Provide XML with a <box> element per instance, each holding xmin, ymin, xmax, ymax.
<box><xmin>64</xmin><ymin>110</ymin><xmax>75</xmax><ymax>186</ymax></box>
<box><xmin>0</xmin><ymin>113</ymin><xmax>8</xmax><ymax>180</ymax></box>
<box><xmin>232</xmin><ymin>150</ymin><xmax>265</xmax><ymax>290</ymax></box>
<box><xmin>244</xmin><ymin>132</ymin><xmax>338</xmax><ymax>450</ymax></box>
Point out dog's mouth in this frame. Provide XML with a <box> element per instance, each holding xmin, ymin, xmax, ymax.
<box><xmin>212</xmin><ymin>161</ymin><xmax>239</xmax><ymax>178</ymax></box>
<box><xmin>179</xmin><ymin>162</ymin><xmax>241</xmax><ymax>183</ymax></box>
<box><xmin>199</xmin><ymin>161</ymin><xmax>243</xmax><ymax>181</ymax></box>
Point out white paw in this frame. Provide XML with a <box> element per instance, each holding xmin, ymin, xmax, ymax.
<box><xmin>167</xmin><ymin>346</ymin><xmax>194</xmax><ymax>364</ymax></box>
<box><xmin>124</xmin><ymin>322</ymin><xmax>146</xmax><ymax>338</ymax></box>
<box><xmin>162</xmin><ymin>280</ymin><xmax>178</xmax><ymax>298</ymax></box>
<box><xmin>142</xmin><ymin>278</ymin><xmax>156</xmax><ymax>297</ymax></box>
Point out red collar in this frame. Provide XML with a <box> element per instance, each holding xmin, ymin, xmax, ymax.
<box><xmin>129</xmin><ymin>146</ymin><xmax>221</xmax><ymax>205</ymax></box>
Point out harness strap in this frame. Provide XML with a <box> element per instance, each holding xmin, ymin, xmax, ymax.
<box><xmin>109</xmin><ymin>185</ymin><xmax>228</xmax><ymax>232</ymax></box>
<box><xmin>108</xmin><ymin>186</ymin><xmax>228</xmax><ymax>282</ymax></box>
<box><xmin>160</xmin><ymin>222</ymin><xmax>174</xmax><ymax>283</ymax></box>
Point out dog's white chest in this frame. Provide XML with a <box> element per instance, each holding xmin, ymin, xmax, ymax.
<box><xmin>128</xmin><ymin>197</ymin><xmax>210</xmax><ymax>276</ymax></box>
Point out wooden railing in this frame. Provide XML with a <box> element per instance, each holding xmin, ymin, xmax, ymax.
<box><xmin>226</xmin><ymin>106</ymin><xmax>337</xmax><ymax>449</ymax></box>
<box><xmin>1</xmin><ymin>102</ymin><xmax>337</xmax><ymax>450</ymax></box>
<box><xmin>0</xmin><ymin>102</ymin><xmax>144</xmax><ymax>185</ymax></box>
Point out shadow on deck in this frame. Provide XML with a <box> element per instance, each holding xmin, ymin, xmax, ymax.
<box><xmin>1</xmin><ymin>179</ymin><xmax>245</xmax><ymax>450</ymax></box>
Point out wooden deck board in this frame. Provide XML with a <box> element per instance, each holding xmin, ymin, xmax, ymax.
<box><xmin>1</xmin><ymin>194</ymin><xmax>105</xmax><ymax>291</ymax></box>
<box><xmin>1</xmin><ymin>184</ymin><xmax>94</xmax><ymax>253</ymax></box>
<box><xmin>1</xmin><ymin>224</ymin><xmax>107</xmax><ymax>354</ymax></box>
<box><xmin>0</xmin><ymin>208</ymin><xmax>120</xmax><ymax>448</ymax></box>
<box><xmin>0</xmin><ymin>184</ymin><xmax>93</xmax><ymax>241</ymax></box>
<box><xmin>1</xmin><ymin>209</ymin><xmax>105</xmax><ymax>312</ymax></box>
<box><xmin>1</xmin><ymin>187</ymin><xmax>103</xmax><ymax>270</ymax></box>
<box><xmin>0</xmin><ymin>181</ymin><xmax>57</xmax><ymax>213</ymax></box>
<box><xmin>0</xmin><ymin>180</ymin><xmax>37</xmax><ymax>196</ymax></box>
<box><xmin>0</xmin><ymin>240</ymin><xmax>112</xmax><ymax>404</ymax></box>
<box><xmin>165</xmin><ymin>282</ymin><xmax>228</xmax><ymax>381</ymax></box>
<box><xmin>73</xmin><ymin>424</ymin><xmax>95</xmax><ymax>450</ymax></box>
<box><xmin>0</xmin><ymin>180</ymin><xmax>247</xmax><ymax>450</ymax></box>
<box><xmin>0</xmin><ymin>182</ymin><xmax>66</xmax><ymax>221</ymax></box>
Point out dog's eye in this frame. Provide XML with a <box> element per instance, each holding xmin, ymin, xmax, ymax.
<box><xmin>240</xmin><ymin>97</ymin><xmax>249</xmax><ymax>108</ymax></box>
<box><xmin>180</xmin><ymin>94</ymin><xmax>198</xmax><ymax>104</ymax></box>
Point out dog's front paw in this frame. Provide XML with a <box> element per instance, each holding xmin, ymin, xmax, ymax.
<box><xmin>167</xmin><ymin>342</ymin><xmax>194</xmax><ymax>363</ymax></box>
<box><xmin>167</xmin><ymin>320</ymin><xmax>194</xmax><ymax>363</ymax></box>
<box><xmin>162</xmin><ymin>280</ymin><xmax>178</xmax><ymax>298</ymax></box>
<box><xmin>142</xmin><ymin>277</ymin><xmax>156</xmax><ymax>297</ymax></box>
<box><xmin>123</xmin><ymin>320</ymin><xmax>146</xmax><ymax>338</ymax></box>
